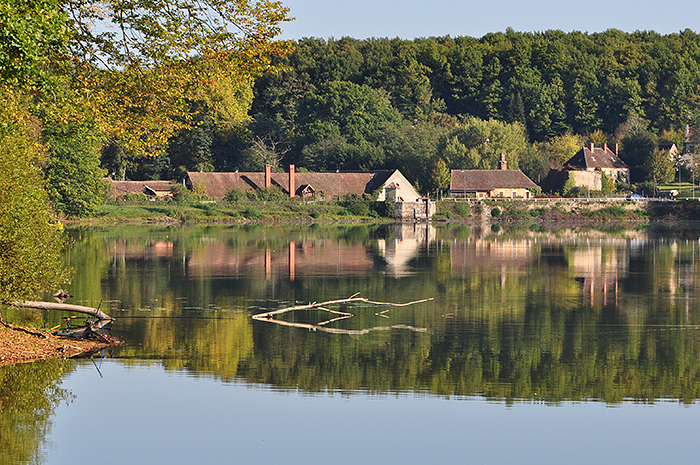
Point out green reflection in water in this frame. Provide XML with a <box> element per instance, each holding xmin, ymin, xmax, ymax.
<box><xmin>56</xmin><ymin>223</ymin><xmax>700</xmax><ymax>402</ymax></box>
<box><xmin>0</xmin><ymin>359</ymin><xmax>73</xmax><ymax>465</ymax></box>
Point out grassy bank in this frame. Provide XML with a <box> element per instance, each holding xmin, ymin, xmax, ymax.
<box><xmin>66</xmin><ymin>194</ymin><xmax>700</xmax><ymax>226</ymax></box>
<box><xmin>82</xmin><ymin>194</ymin><xmax>392</xmax><ymax>224</ymax></box>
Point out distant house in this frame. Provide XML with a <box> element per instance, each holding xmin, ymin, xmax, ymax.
<box><xmin>106</xmin><ymin>178</ymin><xmax>174</xmax><ymax>200</ymax></box>
<box><xmin>183</xmin><ymin>166</ymin><xmax>434</xmax><ymax>220</ymax></box>
<box><xmin>564</xmin><ymin>143</ymin><xmax>630</xmax><ymax>187</ymax></box>
<box><xmin>658</xmin><ymin>142</ymin><xmax>680</xmax><ymax>162</ymax></box>
<box><xmin>450</xmin><ymin>154</ymin><xmax>538</xmax><ymax>199</ymax></box>
<box><xmin>183</xmin><ymin>165</ymin><xmax>422</xmax><ymax>202</ymax></box>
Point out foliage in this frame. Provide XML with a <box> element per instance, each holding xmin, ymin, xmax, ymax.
<box><xmin>42</xmin><ymin>120</ymin><xmax>107</xmax><ymax>217</ymax></box>
<box><xmin>601</xmin><ymin>171</ymin><xmax>615</xmax><ymax>193</ymax></box>
<box><xmin>224</xmin><ymin>188</ymin><xmax>246</xmax><ymax>203</ymax></box>
<box><xmin>543</xmin><ymin>133</ymin><xmax>585</xmax><ymax>165</ymax></box>
<box><xmin>438</xmin><ymin>117</ymin><xmax>528</xmax><ymax>170</ymax></box>
<box><xmin>0</xmin><ymin>359</ymin><xmax>73</xmax><ymax>464</ymax></box>
<box><xmin>561</xmin><ymin>172</ymin><xmax>578</xmax><ymax>197</ymax></box>
<box><xmin>0</xmin><ymin>0</ymin><xmax>68</xmax><ymax>87</ymax></box>
<box><xmin>0</xmin><ymin>91</ymin><xmax>68</xmax><ymax>303</ymax></box>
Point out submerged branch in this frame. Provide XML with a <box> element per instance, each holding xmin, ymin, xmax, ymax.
<box><xmin>252</xmin><ymin>294</ymin><xmax>433</xmax><ymax>335</ymax></box>
<box><xmin>252</xmin><ymin>295</ymin><xmax>433</xmax><ymax>321</ymax></box>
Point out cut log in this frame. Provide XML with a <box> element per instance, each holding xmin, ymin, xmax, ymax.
<box><xmin>12</xmin><ymin>301</ymin><xmax>114</xmax><ymax>329</ymax></box>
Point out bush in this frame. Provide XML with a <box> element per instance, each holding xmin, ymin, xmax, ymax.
<box><xmin>122</xmin><ymin>192</ymin><xmax>149</xmax><ymax>204</ymax></box>
<box><xmin>491</xmin><ymin>207</ymin><xmax>501</xmax><ymax>217</ymax></box>
<box><xmin>224</xmin><ymin>187</ymin><xmax>245</xmax><ymax>203</ymax></box>
<box><xmin>243</xmin><ymin>207</ymin><xmax>262</xmax><ymax>219</ymax></box>
<box><xmin>455</xmin><ymin>202</ymin><xmax>471</xmax><ymax>218</ymax></box>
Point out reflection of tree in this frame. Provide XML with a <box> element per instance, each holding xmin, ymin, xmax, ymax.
<box><xmin>0</xmin><ymin>360</ymin><xmax>73</xmax><ymax>464</ymax></box>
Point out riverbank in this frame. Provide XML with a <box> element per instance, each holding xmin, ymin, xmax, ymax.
<box><xmin>0</xmin><ymin>323</ymin><xmax>117</xmax><ymax>366</ymax></box>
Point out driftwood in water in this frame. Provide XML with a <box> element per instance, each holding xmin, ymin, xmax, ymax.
<box><xmin>252</xmin><ymin>294</ymin><xmax>433</xmax><ymax>334</ymax></box>
<box><xmin>12</xmin><ymin>301</ymin><xmax>114</xmax><ymax>330</ymax></box>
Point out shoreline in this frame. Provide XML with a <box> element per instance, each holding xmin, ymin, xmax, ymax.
<box><xmin>0</xmin><ymin>323</ymin><xmax>118</xmax><ymax>367</ymax></box>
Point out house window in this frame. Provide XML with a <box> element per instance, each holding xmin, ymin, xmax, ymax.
<box><xmin>499</xmin><ymin>191</ymin><xmax>505</xmax><ymax>198</ymax></box>
<box><xmin>512</xmin><ymin>191</ymin><xmax>517</xmax><ymax>198</ymax></box>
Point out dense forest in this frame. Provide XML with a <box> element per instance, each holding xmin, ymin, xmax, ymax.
<box><xmin>134</xmin><ymin>29</ymin><xmax>700</xmax><ymax>196</ymax></box>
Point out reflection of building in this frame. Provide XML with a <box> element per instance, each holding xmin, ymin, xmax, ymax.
<box><xmin>109</xmin><ymin>240</ymin><xmax>174</xmax><ymax>259</ymax></box>
<box><xmin>186</xmin><ymin>239</ymin><xmax>374</xmax><ymax>280</ymax></box>
<box><xmin>570</xmin><ymin>246</ymin><xmax>623</xmax><ymax>306</ymax></box>
<box><xmin>377</xmin><ymin>224</ymin><xmax>436</xmax><ymax>277</ymax></box>
<box><xmin>185</xmin><ymin>227</ymin><xmax>435</xmax><ymax>281</ymax></box>
<box><xmin>451</xmin><ymin>238</ymin><xmax>535</xmax><ymax>273</ymax></box>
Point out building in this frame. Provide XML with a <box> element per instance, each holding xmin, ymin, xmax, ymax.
<box><xmin>106</xmin><ymin>178</ymin><xmax>174</xmax><ymax>200</ymax></box>
<box><xmin>564</xmin><ymin>143</ymin><xmax>630</xmax><ymax>186</ymax></box>
<box><xmin>183</xmin><ymin>166</ymin><xmax>424</xmax><ymax>202</ymax></box>
<box><xmin>449</xmin><ymin>154</ymin><xmax>538</xmax><ymax>199</ymax></box>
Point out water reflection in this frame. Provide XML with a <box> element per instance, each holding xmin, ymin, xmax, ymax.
<box><xmin>55</xmin><ymin>224</ymin><xmax>700</xmax><ymax>403</ymax></box>
<box><xmin>0</xmin><ymin>360</ymin><xmax>73</xmax><ymax>464</ymax></box>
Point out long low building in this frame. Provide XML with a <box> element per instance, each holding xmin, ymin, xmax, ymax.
<box><xmin>183</xmin><ymin>165</ymin><xmax>423</xmax><ymax>202</ymax></box>
<box><xmin>450</xmin><ymin>154</ymin><xmax>539</xmax><ymax>199</ymax></box>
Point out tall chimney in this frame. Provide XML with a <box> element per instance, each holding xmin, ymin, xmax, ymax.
<box><xmin>603</xmin><ymin>143</ymin><xmax>608</xmax><ymax>152</ymax></box>
<box><xmin>590</xmin><ymin>143</ymin><xmax>594</xmax><ymax>152</ymax></box>
<box><xmin>614</xmin><ymin>143</ymin><xmax>619</xmax><ymax>155</ymax></box>
<box><xmin>499</xmin><ymin>152</ymin><xmax>508</xmax><ymax>170</ymax></box>
<box><xmin>264</xmin><ymin>164</ymin><xmax>271</xmax><ymax>189</ymax></box>
<box><xmin>289</xmin><ymin>164</ymin><xmax>296</xmax><ymax>198</ymax></box>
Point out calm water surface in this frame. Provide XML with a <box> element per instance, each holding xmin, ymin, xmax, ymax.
<box><xmin>4</xmin><ymin>223</ymin><xmax>700</xmax><ymax>464</ymax></box>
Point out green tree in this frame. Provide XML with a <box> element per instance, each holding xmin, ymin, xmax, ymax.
<box><xmin>543</xmin><ymin>133</ymin><xmax>585</xmax><ymax>165</ymax></box>
<box><xmin>0</xmin><ymin>91</ymin><xmax>67</xmax><ymax>304</ymax></box>
<box><xmin>42</xmin><ymin>120</ymin><xmax>106</xmax><ymax>217</ymax></box>
<box><xmin>618</xmin><ymin>115</ymin><xmax>657</xmax><ymax>182</ymax></box>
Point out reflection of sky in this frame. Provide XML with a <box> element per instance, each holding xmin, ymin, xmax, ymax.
<box><xmin>45</xmin><ymin>360</ymin><xmax>700</xmax><ymax>465</ymax></box>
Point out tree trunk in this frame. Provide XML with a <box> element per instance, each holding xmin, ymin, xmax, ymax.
<box><xmin>12</xmin><ymin>301</ymin><xmax>113</xmax><ymax>329</ymax></box>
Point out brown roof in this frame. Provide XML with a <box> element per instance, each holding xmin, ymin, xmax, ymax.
<box><xmin>186</xmin><ymin>170</ymin><xmax>394</xmax><ymax>200</ymax></box>
<box><xmin>450</xmin><ymin>170</ymin><xmax>538</xmax><ymax>191</ymax></box>
<box><xmin>107</xmin><ymin>179</ymin><xmax>174</xmax><ymax>197</ymax></box>
<box><xmin>565</xmin><ymin>145</ymin><xmax>629</xmax><ymax>171</ymax></box>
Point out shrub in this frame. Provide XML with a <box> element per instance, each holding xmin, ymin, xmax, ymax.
<box><xmin>122</xmin><ymin>192</ymin><xmax>149</xmax><ymax>204</ymax></box>
<box><xmin>455</xmin><ymin>202</ymin><xmax>471</xmax><ymax>218</ymax></box>
<box><xmin>224</xmin><ymin>187</ymin><xmax>245</xmax><ymax>203</ymax></box>
<box><xmin>491</xmin><ymin>207</ymin><xmax>501</xmax><ymax>217</ymax></box>
<box><xmin>243</xmin><ymin>207</ymin><xmax>262</xmax><ymax>219</ymax></box>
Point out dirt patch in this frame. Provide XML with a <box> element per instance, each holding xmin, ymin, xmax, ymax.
<box><xmin>0</xmin><ymin>324</ymin><xmax>118</xmax><ymax>367</ymax></box>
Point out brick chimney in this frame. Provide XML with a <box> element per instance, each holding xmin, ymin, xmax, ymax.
<box><xmin>289</xmin><ymin>164</ymin><xmax>296</xmax><ymax>198</ymax></box>
<box><xmin>603</xmin><ymin>143</ymin><xmax>608</xmax><ymax>152</ymax></box>
<box><xmin>614</xmin><ymin>143</ymin><xmax>619</xmax><ymax>155</ymax></box>
<box><xmin>264</xmin><ymin>164</ymin><xmax>271</xmax><ymax>189</ymax></box>
<box><xmin>498</xmin><ymin>152</ymin><xmax>508</xmax><ymax>170</ymax></box>
<box><xmin>590</xmin><ymin>143</ymin><xmax>594</xmax><ymax>152</ymax></box>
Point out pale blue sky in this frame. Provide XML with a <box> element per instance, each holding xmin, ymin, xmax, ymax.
<box><xmin>278</xmin><ymin>0</ymin><xmax>698</xmax><ymax>40</ymax></box>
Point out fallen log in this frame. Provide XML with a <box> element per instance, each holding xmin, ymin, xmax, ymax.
<box><xmin>11</xmin><ymin>301</ymin><xmax>114</xmax><ymax>330</ymax></box>
<box><xmin>252</xmin><ymin>294</ymin><xmax>433</xmax><ymax>335</ymax></box>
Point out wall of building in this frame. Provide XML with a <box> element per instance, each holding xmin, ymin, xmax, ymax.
<box><xmin>394</xmin><ymin>200</ymin><xmax>436</xmax><ymax>221</ymax></box>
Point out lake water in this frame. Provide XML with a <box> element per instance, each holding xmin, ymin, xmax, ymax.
<box><xmin>4</xmin><ymin>223</ymin><xmax>700</xmax><ymax>464</ymax></box>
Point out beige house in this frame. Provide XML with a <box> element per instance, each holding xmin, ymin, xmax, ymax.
<box><xmin>450</xmin><ymin>154</ymin><xmax>538</xmax><ymax>199</ymax></box>
<box><xmin>564</xmin><ymin>143</ymin><xmax>630</xmax><ymax>184</ymax></box>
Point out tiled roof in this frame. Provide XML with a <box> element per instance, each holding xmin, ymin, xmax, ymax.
<box><xmin>450</xmin><ymin>170</ymin><xmax>538</xmax><ymax>191</ymax></box>
<box><xmin>565</xmin><ymin>146</ymin><xmax>629</xmax><ymax>170</ymax></box>
<box><xmin>107</xmin><ymin>179</ymin><xmax>174</xmax><ymax>197</ymax></box>
<box><xmin>185</xmin><ymin>170</ymin><xmax>395</xmax><ymax>200</ymax></box>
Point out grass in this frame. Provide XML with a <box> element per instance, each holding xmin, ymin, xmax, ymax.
<box><xmin>88</xmin><ymin>197</ymin><xmax>390</xmax><ymax>224</ymax></box>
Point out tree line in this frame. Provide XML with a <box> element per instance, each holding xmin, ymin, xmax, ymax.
<box><xmin>163</xmin><ymin>29</ymin><xmax>700</xmax><ymax>194</ymax></box>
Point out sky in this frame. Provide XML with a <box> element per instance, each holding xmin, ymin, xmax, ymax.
<box><xmin>277</xmin><ymin>0</ymin><xmax>698</xmax><ymax>40</ymax></box>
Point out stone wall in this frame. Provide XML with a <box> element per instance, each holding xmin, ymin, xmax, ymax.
<box><xmin>394</xmin><ymin>199</ymin><xmax>436</xmax><ymax>221</ymax></box>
